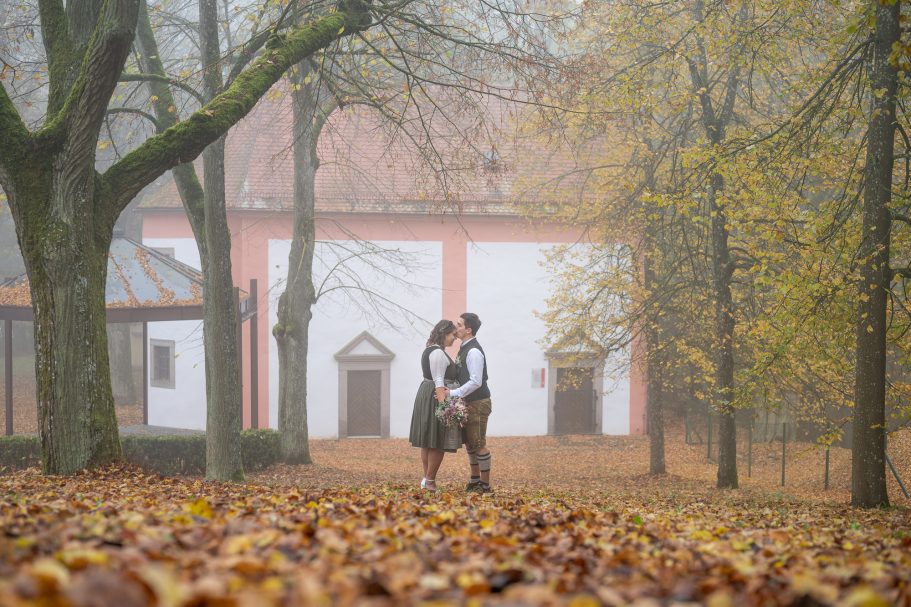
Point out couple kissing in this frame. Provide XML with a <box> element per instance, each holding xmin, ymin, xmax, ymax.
<box><xmin>408</xmin><ymin>313</ymin><xmax>492</xmax><ymax>493</ymax></box>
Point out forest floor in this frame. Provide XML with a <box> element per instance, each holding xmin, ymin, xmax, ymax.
<box><xmin>1</xmin><ymin>423</ymin><xmax>910</xmax><ymax>606</ymax></box>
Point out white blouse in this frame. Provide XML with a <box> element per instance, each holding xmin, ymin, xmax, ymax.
<box><xmin>428</xmin><ymin>347</ymin><xmax>452</xmax><ymax>388</ymax></box>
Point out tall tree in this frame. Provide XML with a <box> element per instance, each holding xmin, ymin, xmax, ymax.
<box><xmin>133</xmin><ymin>0</ymin><xmax>290</xmax><ymax>479</ymax></box>
<box><xmin>686</xmin><ymin>0</ymin><xmax>749</xmax><ymax>489</ymax></box>
<box><xmin>0</xmin><ymin>0</ymin><xmax>372</xmax><ymax>474</ymax></box>
<box><xmin>273</xmin><ymin>64</ymin><xmax>333</xmax><ymax>464</ymax></box>
<box><xmin>852</xmin><ymin>0</ymin><xmax>900</xmax><ymax>508</ymax></box>
<box><xmin>197</xmin><ymin>0</ymin><xmax>243</xmax><ymax>481</ymax></box>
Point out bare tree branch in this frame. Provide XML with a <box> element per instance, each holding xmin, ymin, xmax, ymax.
<box><xmin>102</xmin><ymin>4</ymin><xmax>373</xmax><ymax>217</ymax></box>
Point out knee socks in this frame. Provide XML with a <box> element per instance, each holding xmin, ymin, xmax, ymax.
<box><xmin>467</xmin><ymin>449</ymin><xmax>480</xmax><ymax>483</ymax></box>
<box><xmin>467</xmin><ymin>449</ymin><xmax>478</xmax><ymax>466</ymax></box>
<box><xmin>477</xmin><ymin>452</ymin><xmax>491</xmax><ymax>472</ymax></box>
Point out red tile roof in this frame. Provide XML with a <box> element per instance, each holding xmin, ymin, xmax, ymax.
<box><xmin>137</xmin><ymin>92</ymin><xmax>597</xmax><ymax>214</ymax></box>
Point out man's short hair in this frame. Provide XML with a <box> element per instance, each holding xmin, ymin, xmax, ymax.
<box><xmin>461</xmin><ymin>312</ymin><xmax>482</xmax><ymax>336</ymax></box>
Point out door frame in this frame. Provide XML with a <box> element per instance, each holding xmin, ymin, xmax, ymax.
<box><xmin>546</xmin><ymin>352</ymin><xmax>604</xmax><ymax>435</ymax></box>
<box><xmin>334</xmin><ymin>331</ymin><xmax>395</xmax><ymax>438</ymax></box>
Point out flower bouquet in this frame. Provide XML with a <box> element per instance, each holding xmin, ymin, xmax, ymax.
<box><xmin>435</xmin><ymin>396</ymin><xmax>468</xmax><ymax>428</ymax></box>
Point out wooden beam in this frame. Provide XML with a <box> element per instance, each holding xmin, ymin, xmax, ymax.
<box><xmin>234</xmin><ymin>287</ymin><xmax>243</xmax><ymax>427</ymax></box>
<box><xmin>106</xmin><ymin>306</ymin><xmax>205</xmax><ymax>323</ymax></box>
<box><xmin>0</xmin><ymin>305</ymin><xmax>206</xmax><ymax>323</ymax></box>
<box><xmin>249</xmin><ymin>279</ymin><xmax>258</xmax><ymax>430</ymax></box>
<box><xmin>142</xmin><ymin>322</ymin><xmax>149</xmax><ymax>425</ymax></box>
<box><xmin>0</xmin><ymin>307</ymin><xmax>33</xmax><ymax>322</ymax></box>
<box><xmin>4</xmin><ymin>319</ymin><xmax>12</xmax><ymax>436</ymax></box>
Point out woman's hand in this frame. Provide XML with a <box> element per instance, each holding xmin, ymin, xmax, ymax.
<box><xmin>435</xmin><ymin>387</ymin><xmax>448</xmax><ymax>403</ymax></box>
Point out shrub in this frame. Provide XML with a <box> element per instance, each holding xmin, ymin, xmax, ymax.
<box><xmin>121</xmin><ymin>434</ymin><xmax>207</xmax><ymax>475</ymax></box>
<box><xmin>0</xmin><ymin>429</ymin><xmax>282</xmax><ymax>475</ymax></box>
<box><xmin>241</xmin><ymin>429</ymin><xmax>282</xmax><ymax>471</ymax></box>
<box><xmin>0</xmin><ymin>435</ymin><xmax>41</xmax><ymax>471</ymax></box>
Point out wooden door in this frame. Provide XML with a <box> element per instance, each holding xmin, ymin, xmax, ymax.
<box><xmin>347</xmin><ymin>370</ymin><xmax>382</xmax><ymax>436</ymax></box>
<box><xmin>554</xmin><ymin>367</ymin><xmax>596</xmax><ymax>435</ymax></box>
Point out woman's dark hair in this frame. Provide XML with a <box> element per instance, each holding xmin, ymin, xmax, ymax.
<box><xmin>426</xmin><ymin>319</ymin><xmax>456</xmax><ymax>347</ymax></box>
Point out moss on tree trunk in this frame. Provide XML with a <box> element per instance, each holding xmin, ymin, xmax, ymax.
<box><xmin>11</xmin><ymin>161</ymin><xmax>123</xmax><ymax>474</ymax></box>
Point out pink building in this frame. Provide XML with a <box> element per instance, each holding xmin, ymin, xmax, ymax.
<box><xmin>137</xmin><ymin>99</ymin><xmax>646</xmax><ymax>437</ymax></box>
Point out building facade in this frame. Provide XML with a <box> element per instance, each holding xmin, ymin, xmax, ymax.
<box><xmin>137</xmin><ymin>99</ymin><xmax>646</xmax><ymax>437</ymax></box>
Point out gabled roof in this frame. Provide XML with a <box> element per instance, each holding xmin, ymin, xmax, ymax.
<box><xmin>136</xmin><ymin>91</ymin><xmax>600</xmax><ymax>215</ymax></box>
<box><xmin>334</xmin><ymin>331</ymin><xmax>396</xmax><ymax>362</ymax></box>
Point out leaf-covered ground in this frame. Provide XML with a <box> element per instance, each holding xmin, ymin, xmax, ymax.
<box><xmin>2</xmin><ymin>427</ymin><xmax>910</xmax><ymax>606</ymax></box>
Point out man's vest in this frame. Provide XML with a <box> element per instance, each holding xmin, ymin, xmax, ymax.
<box><xmin>457</xmin><ymin>339</ymin><xmax>490</xmax><ymax>402</ymax></box>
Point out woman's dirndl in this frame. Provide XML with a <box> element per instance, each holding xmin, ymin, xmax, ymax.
<box><xmin>409</xmin><ymin>345</ymin><xmax>461</xmax><ymax>452</ymax></box>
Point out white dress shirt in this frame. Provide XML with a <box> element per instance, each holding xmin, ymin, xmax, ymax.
<box><xmin>450</xmin><ymin>338</ymin><xmax>484</xmax><ymax>399</ymax></box>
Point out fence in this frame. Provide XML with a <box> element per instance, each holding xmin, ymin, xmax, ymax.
<box><xmin>682</xmin><ymin>401</ymin><xmax>908</xmax><ymax>497</ymax></box>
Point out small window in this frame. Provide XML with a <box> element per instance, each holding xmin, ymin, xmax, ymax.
<box><xmin>151</xmin><ymin>247</ymin><xmax>175</xmax><ymax>258</ymax></box>
<box><xmin>150</xmin><ymin>339</ymin><xmax>175</xmax><ymax>389</ymax></box>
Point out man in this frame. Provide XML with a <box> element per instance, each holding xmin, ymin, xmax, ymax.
<box><xmin>446</xmin><ymin>312</ymin><xmax>492</xmax><ymax>493</ymax></box>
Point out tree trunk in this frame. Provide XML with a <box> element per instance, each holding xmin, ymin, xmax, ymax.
<box><xmin>709</xmin><ymin>172</ymin><xmax>738</xmax><ymax>489</ymax></box>
<box><xmin>852</xmin><ymin>0</ymin><xmax>899</xmax><ymax>509</ymax></box>
<box><xmin>198</xmin><ymin>136</ymin><xmax>243</xmax><ymax>481</ymax></box>
<box><xmin>10</xmin><ymin>166</ymin><xmax>123</xmax><ymax>474</ymax></box>
<box><xmin>646</xmin><ymin>348</ymin><xmax>666</xmax><ymax>475</ymax></box>
<box><xmin>275</xmin><ymin>74</ymin><xmax>323</xmax><ymax>464</ymax></box>
<box><xmin>0</xmin><ymin>0</ymin><xmax>138</xmax><ymax>474</ymax></box>
<box><xmin>30</xmin><ymin>230</ymin><xmax>121</xmax><ymax>473</ymax></box>
<box><xmin>199</xmin><ymin>0</ymin><xmax>244</xmax><ymax>481</ymax></box>
<box><xmin>688</xmin><ymin>0</ymin><xmax>745</xmax><ymax>490</ymax></box>
<box><xmin>643</xmin><ymin>244</ymin><xmax>665</xmax><ymax>475</ymax></box>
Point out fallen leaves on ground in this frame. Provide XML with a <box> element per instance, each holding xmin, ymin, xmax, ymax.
<box><xmin>247</xmin><ymin>421</ymin><xmax>911</xmax><ymax>508</ymax></box>
<box><xmin>2</xmin><ymin>431</ymin><xmax>911</xmax><ymax>606</ymax></box>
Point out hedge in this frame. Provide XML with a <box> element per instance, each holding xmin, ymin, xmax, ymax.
<box><xmin>0</xmin><ymin>435</ymin><xmax>41</xmax><ymax>470</ymax></box>
<box><xmin>0</xmin><ymin>429</ymin><xmax>282</xmax><ymax>475</ymax></box>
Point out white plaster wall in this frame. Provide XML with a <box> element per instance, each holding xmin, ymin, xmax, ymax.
<box><xmin>142</xmin><ymin>238</ymin><xmax>202</xmax><ymax>270</ymax></box>
<box><xmin>602</xmin><ymin>361</ymin><xmax>631</xmax><ymax>435</ymax></box>
<box><xmin>268</xmin><ymin>240</ymin><xmax>442</xmax><ymax>437</ymax></box>
<box><xmin>141</xmin><ymin>237</ymin><xmax>206</xmax><ymax>429</ymax></box>
<box><xmin>147</xmin><ymin>320</ymin><xmax>207</xmax><ymax>429</ymax></box>
<box><xmin>466</xmin><ymin>242</ymin><xmax>631</xmax><ymax>436</ymax></box>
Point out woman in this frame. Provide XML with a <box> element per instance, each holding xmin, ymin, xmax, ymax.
<box><xmin>409</xmin><ymin>319</ymin><xmax>460</xmax><ymax>490</ymax></box>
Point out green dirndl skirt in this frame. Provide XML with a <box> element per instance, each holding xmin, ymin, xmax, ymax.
<box><xmin>409</xmin><ymin>379</ymin><xmax>461</xmax><ymax>452</ymax></box>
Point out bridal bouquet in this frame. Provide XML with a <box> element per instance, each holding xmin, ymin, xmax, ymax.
<box><xmin>435</xmin><ymin>396</ymin><xmax>468</xmax><ymax>428</ymax></box>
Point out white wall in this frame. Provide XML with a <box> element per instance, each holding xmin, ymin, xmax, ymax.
<box><xmin>466</xmin><ymin>242</ymin><xmax>631</xmax><ymax>436</ymax></box>
<box><xmin>268</xmin><ymin>240</ymin><xmax>442</xmax><ymax>436</ymax></box>
<box><xmin>140</xmin><ymin>235</ymin><xmax>632</xmax><ymax>435</ymax></box>
<box><xmin>601</xmin><ymin>363</ymin><xmax>631</xmax><ymax>435</ymax></box>
<box><xmin>142</xmin><ymin>237</ymin><xmax>206</xmax><ymax>429</ymax></box>
<box><xmin>146</xmin><ymin>320</ymin><xmax>207</xmax><ymax>429</ymax></box>
<box><xmin>466</xmin><ymin>242</ymin><xmax>551</xmax><ymax>435</ymax></box>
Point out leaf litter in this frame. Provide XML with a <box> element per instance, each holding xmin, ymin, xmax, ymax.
<box><xmin>1</xmin><ymin>425</ymin><xmax>910</xmax><ymax>606</ymax></box>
